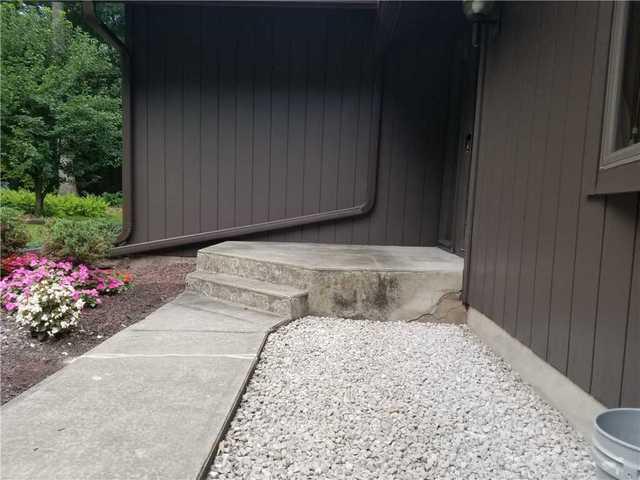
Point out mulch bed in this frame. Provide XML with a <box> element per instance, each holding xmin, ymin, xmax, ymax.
<box><xmin>0</xmin><ymin>256</ymin><xmax>195</xmax><ymax>404</ymax></box>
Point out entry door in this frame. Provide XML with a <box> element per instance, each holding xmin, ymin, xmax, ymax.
<box><xmin>438</xmin><ymin>34</ymin><xmax>478</xmax><ymax>256</ymax></box>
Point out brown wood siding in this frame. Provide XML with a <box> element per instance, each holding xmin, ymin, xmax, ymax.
<box><xmin>268</xmin><ymin>5</ymin><xmax>463</xmax><ymax>244</ymax></box>
<box><xmin>466</xmin><ymin>1</ymin><xmax>640</xmax><ymax>408</ymax></box>
<box><xmin>128</xmin><ymin>3</ymin><xmax>466</xmax><ymax>248</ymax></box>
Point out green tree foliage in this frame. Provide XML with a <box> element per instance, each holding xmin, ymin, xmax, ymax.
<box><xmin>1</xmin><ymin>2</ymin><xmax>121</xmax><ymax>215</ymax></box>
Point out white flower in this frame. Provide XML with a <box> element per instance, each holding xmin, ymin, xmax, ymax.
<box><xmin>13</xmin><ymin>277</ymin><xmax>82</xmax><ymax>336</ymax></box>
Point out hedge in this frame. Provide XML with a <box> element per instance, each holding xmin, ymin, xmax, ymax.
<box><xmin>43</xmin><ymin>217</ymin><xmax>121</xmax><ymax>264</ymax></box>
<box><xmin>0</xmin><ymin>207</ymin><xmax>30</xmax><ymax>255</ymax></box>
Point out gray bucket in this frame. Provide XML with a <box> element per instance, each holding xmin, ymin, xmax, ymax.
<box><xmin>593</xmin><ymin>408</ymin><xmax>640</xmax><ymax>480</ymax></box>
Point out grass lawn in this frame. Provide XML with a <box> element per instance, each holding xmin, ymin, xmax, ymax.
<box><xmin>107</xmin><ymin>207</ymin><xmax>122</xmax><ymax>223</ymax></box>
<box><xmin>25</xmin><ymin>223</ymin><xmax>47</xmax><ymax>248</ymax></box>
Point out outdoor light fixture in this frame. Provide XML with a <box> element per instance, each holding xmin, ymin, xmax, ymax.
<box><xmin>463</xmin><ymin>1</ymin><xmax>496</xmax><ymax>22</ymax></box>
<box><xmin>463</xmin><ymin>0</ymin><xmax>500</xmax><ymax>47</ymax></box>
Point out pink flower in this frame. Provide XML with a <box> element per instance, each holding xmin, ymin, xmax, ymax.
<box><xmin>0</xmin><ymin>253</ymin><xmax>131</xmax><ymax>312</ymax></box>
<box><xmin>56</xmin><ymin>261</ymin><xmax>73</xmax><ymax>272</ymax></box>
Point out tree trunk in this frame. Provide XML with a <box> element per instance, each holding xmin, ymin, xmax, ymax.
<box><xmin>58</xmin><ymin>155</ymin><xmax>77</xmax><ymax>195</ymax></box>
<box><xmin>34</xmin><ymin>188</ymin><xmax>46</xmax><ymax>218</ymax></box>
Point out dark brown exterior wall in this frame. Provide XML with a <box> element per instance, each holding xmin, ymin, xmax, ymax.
<box><xmin>127</xmin><ymin>3</ymin><xmax>466</xmax><ymax>248</ymax></box>
<box><xmin>466</xmin><ymin>1</ymin><xmax>639</xmax><ymax>408</ymax></box>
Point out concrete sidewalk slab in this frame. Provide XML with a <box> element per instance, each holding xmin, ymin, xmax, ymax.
<box><xmin>1</xmin><ymin>293</ymin><xmax>285</xmax><ymax>480</ymax></box>
<box><xmin>88</xmin><ymin>330</ymin><xmax>265</xmax><ymax>357</ymax></box>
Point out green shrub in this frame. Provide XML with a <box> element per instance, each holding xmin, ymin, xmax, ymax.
<box><xmin>0</xmin><ymin>189</ymin><xmax>109</xmax><ymax>218</ymax></box>
<box><xmin>43</xmin><ymin>218</ymin><xmax>119</xmax><ymax>264</ymax></box>
<box><xmin>0</xmin><ymin>207</ymin><xmax>30</xmax><ymax>255</ymax></box>
<box><xmin>45</xmin><ymin>194</ymin><xmax>108</xmax><ymax>218</ymax></box>
<box><xmin>0</xmin><ymin>189</ymin><xmax>36</xmax><ymax>214</ymax></box>
<box><xmin>101</xmin><ymin>192</ymin><xmax>123</xmax><ymax>207</ymax></box>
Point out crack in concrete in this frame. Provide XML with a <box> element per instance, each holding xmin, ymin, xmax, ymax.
<box><xmin>84</xmin><ymin>353</ymin><xmax>256</xmax><ymax>360</ymax></box>
<box><xmin>171</xmin><ymin>300</ymin><xmax>279</xmax><ymax>323</ymax></box>
<box><xmin>130</xmin><ymin>328</ymin><xmax>265</xmax><ymax>334</ymax></box>
<box><xmin>406</xmin><ymin>290</ymin><xmax>463</xmax><ymax>323</ymax></box>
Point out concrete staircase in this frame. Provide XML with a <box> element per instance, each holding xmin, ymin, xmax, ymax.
<box><xmin>186</xmin><ymin>258</ymin><xmax>309</xmax><ymax>321</ymax></box>
<box><xmin>185</xmin><ymin>241</ymin><xmax>464</xmax><ymax>322</ymax></box>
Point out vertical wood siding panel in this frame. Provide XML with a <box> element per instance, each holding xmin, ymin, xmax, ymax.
<box><xmin>407</xmin><ymin>21</ymin><xmax>441</xmax><ymax>247</ymax></box>
<box><xmin>367</xmin><ymin>58</ymin><xmax>395</xmax><ymax>245</ymax></box>
<box><xmin>182</xmin><ymin>6</ymin><xmax>202</xmax><ymax>235</ymax></box>
<box><xmin>335</xmin><ymin>11</ymin><xmax>363</xmax><ymax>243</ymax></box>
<box><xmin>235</xmin><ymin>19</ymin><xmax>255</xmax><ymax>228</ymax></box>
<box><xmin>218</xmin><ymin>10</ymin><xmax>237</xmax><ymax>229</ymax></box>
<box><xmin>251</xmin><ymin>13</ymin><xmax>272</xmax><ymax>225</ymax></box>
<box><xmin>146</xmin><ymin>7</ymin><xmax>167</xmax><ymax>240</ymax></box>
<box><xmin>466</xmin><ymin>38</ymin><xmax>500</xmax><ymax>308</ymax></box>
<box><xmin>385</xmin><ymin>36</ymin><xmax>415</xmax><ymax>246</ymax></box>
<box><xmin>268</xmin><ymin>13</ymin><xmax>290</xmax><ymax>223</ymax></box>
<box><xmin>466</xmin><ymin>51</ymin><xmax>495</xmax><ymax>313</ymax></box>
<box><xmin>503</xmin><ymin>3</ymin><xmax>541</xmax><ymax>337</ymax></box>
<box><xmin>515</xmin><ymin>4</ymin><xmax>562</xmax><ymax>347</ymax></box>
<box><xmin>131</xmin><ymin>7</ymin><xmax>148</xmax><ymax>244</ymax></box>
<box><xmin>621</xmin><ymin>208</ymin><xmax>640</xmax><ymax>407</ymax></box>
<box><xmin>437</xmin><ymin>38</ymin><xmax>461</xmax><ymax>249</ymax></box>
<box><xmin>200</xmin><ymin>8</ymin><xmax>219</xmax><ymax>232</ymax></box>
<box><xmin>164</xmin><ymin>6</ymin><xmax>185</xmax><ymax>238</ymax></box>
<box><xmin>283</xmin><ymin>12</ymin><xmax>307</xmax><ymax>241</ymax></box>
<box><xmin>477</xmin><ymin>20</ymin><xmax>510</xmax><ymax>319</ymax></box>
<box><xmin>491</xmin><ymin>4</ymin><xmax>526</xmax><ymax>330</ymax></box>
<box><xmin>402</xmin><ymin>41</ymin><xmax>429</xmax><ymax>247</ymax></box>
<box><xmin>317</xmin><ymin>12</ymin><xmax>344</xmax><ymax>244</ymax></box>
<box><xmin>350</xmin><ymin>19</ymin><xmax>376</xmax><ymax>245</ymax></box>
<box><xmin>530</xmin><ymin>2</ymin><xmax>577</xmax><ymax>359</ymax></box>
<box><xmin>300</xmin><ymin>13</ymin><xmax>326</xmax><ymax>242</ymax></box>
<box><xmin>420</xmin><ymin>29</ymin><xmax>449</xmax><ymax>246</ymax></box>
<box><xmin>567</xmin><ymin>1</ymin><xmax>612</xmax><ymax>391</ymax></box>
<box><xmin>547</xmin><ymin>2</ymin><xmax>599</xmax><ymax>373</ymax></box>
<box><xmin>591</xmin><ymin>194</ymin><xmax>639</xmax><ymax>406</ymax></box>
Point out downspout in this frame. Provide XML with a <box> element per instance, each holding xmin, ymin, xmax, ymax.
<box><xmin>461</xmin><ymin>26</ymin><xmax>488</xmax><ymax>304</ymax></box>
<box><xmin>82</xmin><ymin>2</ymin><xmax>133</xmax><ymax>245</ymax></box>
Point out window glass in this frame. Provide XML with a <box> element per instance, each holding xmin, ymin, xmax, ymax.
<box><xmin>616</xmin><ymin>1</ymin><xmax>640</xmax><ymax>150</ymax></box>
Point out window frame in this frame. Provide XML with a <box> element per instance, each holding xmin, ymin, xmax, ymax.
<box><xmin>596</xmin><ymin>0</ymin><xmax>640</xmax><ymax>194</ymax></box>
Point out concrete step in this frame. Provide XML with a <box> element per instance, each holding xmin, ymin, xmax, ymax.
<box><xmin>186</xmin><ymin>271</ymin><xmax>308</xmax><ymax>320</ymax></box>
<box><xmin>139</xmin><ymin>292</ymin><xmax>287</xmax><ymax>332</ymax></box>
<box><xmin>196</xmin><ymin>248</ymin><xmax>306</xmax><ymax>287</ymax></box>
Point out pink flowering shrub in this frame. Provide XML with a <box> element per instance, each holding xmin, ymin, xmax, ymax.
<box><xmin>0</xmin><ymin>253</ymin><xmax>131</xmax><ymax>337</ymax></box>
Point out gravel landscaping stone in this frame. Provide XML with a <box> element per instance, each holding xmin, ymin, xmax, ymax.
<box><xmin>209</xmin><ymin>317</ymin><xmax>595</xmax><ymax>480</ymax></box>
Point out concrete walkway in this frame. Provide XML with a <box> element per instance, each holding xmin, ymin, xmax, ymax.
<box><xmin>0</xmin><ymin>292</ymin><xmax>286</xmax><ymax>480</ymax></box>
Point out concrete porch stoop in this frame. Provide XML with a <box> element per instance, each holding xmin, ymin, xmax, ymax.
<box><xmin>187</xmin><ymin>241</ymin><xmax>464</xmax><ymax>322</ymax></box>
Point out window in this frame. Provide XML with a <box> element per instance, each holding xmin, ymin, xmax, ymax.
<box><xmin>597</xmin><ymin>1</ymin><xmax>640</xmax><ymax>194</ymax></box>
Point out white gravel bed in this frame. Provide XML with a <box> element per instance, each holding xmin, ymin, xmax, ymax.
<box><xmin>209</xmin><ymin>317</ymin><xmax>595</xmax><ymax>480</ymax></box>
